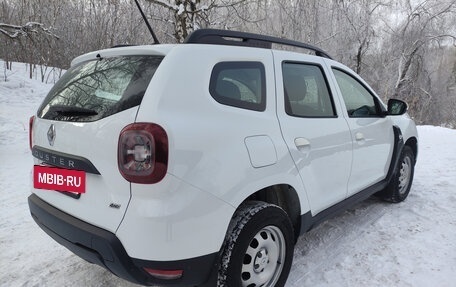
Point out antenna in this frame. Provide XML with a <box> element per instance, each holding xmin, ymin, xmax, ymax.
<box><xmin>134</xmin><ymin>0</ymin><xmax>160</xmax><ymax>44</ymax></box>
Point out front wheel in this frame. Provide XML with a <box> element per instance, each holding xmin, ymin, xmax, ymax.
<box><xmin>218</xmin><ymin>201</ymin><xmax>294</xmax><ymax>287</ymax></box>
<box><xmin>379</xmin><ymin>145</ymin><xmax>415</xmax><ymax>203</ymax></box>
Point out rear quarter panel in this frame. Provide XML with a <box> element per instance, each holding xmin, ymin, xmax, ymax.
<box><xmin>136</xmin><ymin>44</ymin><xmax>310</xmax><ymax>214</ymax></box>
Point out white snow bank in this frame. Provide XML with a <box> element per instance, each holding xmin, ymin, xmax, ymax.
<box><xmin>0</xmin><ymin>61</ymin><xmax>455</xmax><ymax>287</ymax></box>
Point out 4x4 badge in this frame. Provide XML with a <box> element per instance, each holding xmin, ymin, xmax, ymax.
<box><xmin>47</xmin><ymin>124</ymin><xmax>56</xmax><ymax>146</ymax></box>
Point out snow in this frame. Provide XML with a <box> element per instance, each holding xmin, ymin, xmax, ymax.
<box><xmin>1</xmin><ymin>61</ymin><xmax>455</xmax><ymax>286</ymax></box>
<box><xmin>177</xmin><ymin>4</ymin><xmax>185</xmax><ymax>15</ymax></box>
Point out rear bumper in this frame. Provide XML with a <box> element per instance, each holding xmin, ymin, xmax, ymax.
<box><xmin>28</xmin><ymin>194</ymin><xmax>218</xmax><ymax>286</ymax></box>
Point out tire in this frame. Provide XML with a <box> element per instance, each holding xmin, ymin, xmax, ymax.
<box><xmin>380</xmin><ymin>145</ymin><xmax>415</xmax><ymax>203</ymax></box>
<box><xmin>217</xmin><ymin>201</ymin><xmax>294</xmax><ymax>287</ymax></box>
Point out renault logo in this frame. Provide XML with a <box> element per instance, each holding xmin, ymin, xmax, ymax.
<box><xmin>47</xmin><ymin>124</ymin><xmax>56</xmax><ymax>146</ymax></box>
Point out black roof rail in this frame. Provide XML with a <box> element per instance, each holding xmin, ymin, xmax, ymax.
<box><xmin>184</xmin><ymin>29</ymin><xmax>333</xmax><ymax>60</ymax></box>
<box><xmin>111</xmin><ymin>44</ymin><xmax>136</xmax><ymax>48</ymax></box>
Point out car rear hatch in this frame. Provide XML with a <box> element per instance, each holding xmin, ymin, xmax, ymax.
<box><xmin>30</xmin><ymin>49</ymin><xmax>166</xmax><ymax>232</ymax></box>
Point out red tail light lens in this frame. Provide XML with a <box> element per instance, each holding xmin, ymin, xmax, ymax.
<box><xmin>29</xmin><ymin>116</ymin><xmax>35</xmax><ymax>150</ymax></box>
<box><xmin>118</xmin><ymin>123</ymin><xmax>168</xmax><ymax>184</ymax></box>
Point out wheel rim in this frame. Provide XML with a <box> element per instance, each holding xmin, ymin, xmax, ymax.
<box><xmin>398</xmin><ymin>155</ymin><xmax>412</xmax><ymax>195</ymax></box>
<box><xmin>241</xmin><ymin>226</ymin><xmax>286</xmax><ymax>287</ymax></box>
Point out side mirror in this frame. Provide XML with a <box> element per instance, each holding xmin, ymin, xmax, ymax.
<box><xmin>387</xmin><ymin>99</ymin><xmax>408</xmax><ymax>116</ymax></box>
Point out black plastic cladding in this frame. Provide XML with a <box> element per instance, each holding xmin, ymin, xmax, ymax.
<box><xmin>185</xmin><ymin>29</ymin><xmax>333</xmax><ymax>59</ymax></box>
<box><xmin>28</xmin><ymin>194</ymin><xmax>218</xmax><ymax>286</ymax></box>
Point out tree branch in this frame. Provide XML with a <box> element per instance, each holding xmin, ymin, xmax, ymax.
<box><xmin>0</xmin><ymin>22</ymin><xmax>59</xmax><ymax>40</ymax></box>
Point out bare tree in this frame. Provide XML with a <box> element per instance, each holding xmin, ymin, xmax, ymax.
<box><xmin>391</xmin><ymin>0</ymin><xmax>456</xmax><ymax>99</ymax></box>
<box><xmin>335</xmin><ymin>0</ymin><xmax>393</xmax><ymax>74</ymax></box>
<box><xmin>145</xmin><ymin>0</ymin><xmax>261</xmax><ymax>42</ymax></box>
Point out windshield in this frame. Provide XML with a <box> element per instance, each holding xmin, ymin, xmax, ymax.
<box><xmin>38</xmin><ymin>55</ymin><xmax>163</xmax><ymax>122</ymax></box>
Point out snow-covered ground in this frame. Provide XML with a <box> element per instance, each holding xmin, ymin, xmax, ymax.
<box><xmin>1</xmin><ymin>61</ymin><xmax>455</xmax><ymax>287</ymax></box>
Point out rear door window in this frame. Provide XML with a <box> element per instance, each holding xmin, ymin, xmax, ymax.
<box><xmin>38</xmin><ymin>55</ymin><xmax>163</xmax><ymax>122</ymax></box>
<box><xmin>283</xmin><ymin>62</ymin><xmax>336</xmax><ymax>117</ymax></box>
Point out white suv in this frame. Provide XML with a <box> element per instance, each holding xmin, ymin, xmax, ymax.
<box><xmin>28</xmin><ymin>29</ymin><xmax>418</xmax><ymax>287</ymax></box>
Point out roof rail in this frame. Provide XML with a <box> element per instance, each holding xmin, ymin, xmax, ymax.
<box><xmin>185</xmin><ymin>29</ymin><xmax>333</xmax><ymax>60</ymax></box>
<box><xmin>111</xmin><ymin>44</ymin><xmax>136</xmax><ymax>48</ymax></box>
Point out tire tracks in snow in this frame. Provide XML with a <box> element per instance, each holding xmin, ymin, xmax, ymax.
<box><xmin>287</xmin><ymin>197</ymin><xmax>389</xmax><ymax>286</ymax></box>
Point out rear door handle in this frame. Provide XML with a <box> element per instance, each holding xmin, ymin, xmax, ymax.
<box><xmin>355</xmin><ymin>132</ymin><xmax>364</xmax><ymax>141</ymax></box>
<box><xmin>295</xmin><ymin>137</ymin><xmax>310</xmax><ymax>149</ymax></box>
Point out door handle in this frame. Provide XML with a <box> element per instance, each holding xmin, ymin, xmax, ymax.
<box><xmin>355</xmin><ymin>132</ymin><xmax>364</xmax><ymax>141</ymax></box>
<box><xmin>295</xmin><ymin>137</ymin><xmax>310</xmax><ymax>149</ymax></box>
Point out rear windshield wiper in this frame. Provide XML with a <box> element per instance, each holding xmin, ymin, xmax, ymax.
<box><xmin>45</xmin><ymin>105</ymin><xmax>98</xmax><ymax>118</ymax></box>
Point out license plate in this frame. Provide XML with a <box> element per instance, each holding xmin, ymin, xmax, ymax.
<box><xmin>34</xmin><ymin>165</ymin><xmax>86</xmax><ymax>193</ymax></box>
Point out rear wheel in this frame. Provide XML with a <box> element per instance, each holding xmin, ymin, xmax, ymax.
<box><xmin>218</xmin><ymin>201</ymin><xmax>294</xmax><ymax>287</ymax></box>
<box><xmin>380</xmin><ymin>145</ymin><xmax>415</xmax><ymax>203</ymax></box>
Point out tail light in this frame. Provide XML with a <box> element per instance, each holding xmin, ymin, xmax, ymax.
<box><xmin>29</xmin><ymin>116</ymin><xmax>35</xmax><ymax>150</ymax></box>
<box><xmin>118</xmin><ymin>123</ymin><xmax>168</xmax><ymax>184</ymax></box>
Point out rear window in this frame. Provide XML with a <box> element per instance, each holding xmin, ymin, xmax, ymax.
<box><xmin>38</xmin><ymin>55</ymin><xmax>163</xmax><ymax>122</ymax></box>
